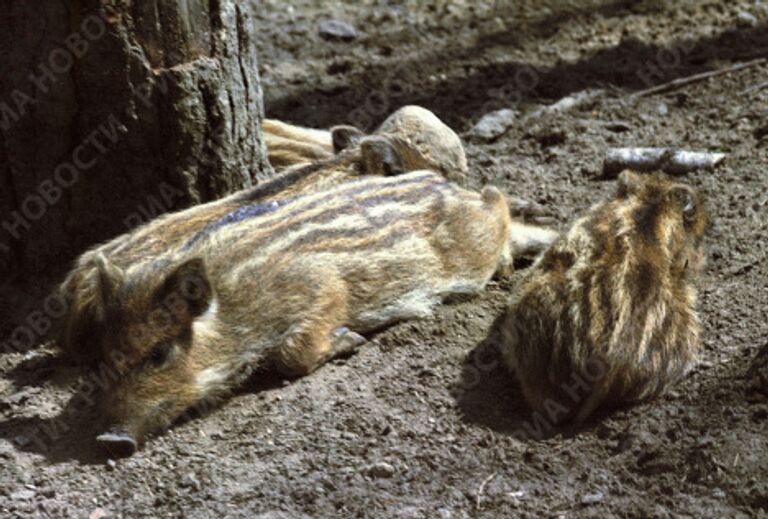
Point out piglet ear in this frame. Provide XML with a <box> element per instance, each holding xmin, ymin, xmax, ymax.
<box><xmin>360</xmin><ymin>136</ymin><xmax>405</xmax><ymax>176</ymax></box>
<box><xmin>331</xmin><ymin>125</ymin><xmax>365</xmax><ymax>153</ymax></box>
<box><xmin>94</xmin><ymin>253</ymin><xmax>124</xmax><ymax>318</ymax></box>
<box><xmin>616</xmin><ymin>170</ymin><xmax>642</xmax><ymax>198</ymax></box>
<box><xmin>154</xmin><ymin>258</ymin><xmax>211</xmax><ymax>322</ymax></box>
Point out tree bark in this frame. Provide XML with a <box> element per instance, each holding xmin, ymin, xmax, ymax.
<box><xmin>0</xmin><ymin>0</ymin><xmax>272</xmax><ymax>281</ymax></box>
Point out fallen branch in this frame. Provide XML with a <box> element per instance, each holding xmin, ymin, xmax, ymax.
<box><xmin>631</xmin><ymin>57</ymin><xmax>767</xmax><ymax>98</ymax></box>
<box><xmin>603</xmin><ymin>148</ymin><xmax>727</xmax><ymax>177</ymax></box>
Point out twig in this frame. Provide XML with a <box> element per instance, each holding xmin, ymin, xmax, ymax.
<box><xmin>602</xmin><ymin>148</ymin><xmax>727</xmax><ymax>177</ymax></box>
<box><xmin>527</xmin><ymin>89</ymin><xmax>605</xmax><ymax>119</ymax></box>
<box><xmin>476</xmin><ymin>472</ymin><xmax>498</xmax><ymax>511</ymax></box>
<box><xmin>632</xmin><ymin>58</ymin><xmax>767</xmax><ymax>98</ymax></box>
<box><xmin>738</xmin><ymin>80</ymin><xmax>768</xmax><ymax>96</ymax></box>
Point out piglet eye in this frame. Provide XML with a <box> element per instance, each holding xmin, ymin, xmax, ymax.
<box><xmin>671</xmin><ymin>187</ymin><xmax>696</xmax><ymax>221</ymax></box>
<box><xmin>148</xmin><ymin>341</ymin><xmax>172</xmax><ymax>368</ymax></box>
<box><xmin>682</xmin><ymin>195</ymin><xmax>695</xmax><ymax>221</ymax></box>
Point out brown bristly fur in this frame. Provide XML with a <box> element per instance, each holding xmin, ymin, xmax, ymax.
<box><xmin>57</xmin><ymin>107</ymin><xmax>525</xmax><ymax>365</ymax></box>
<box><xmin>375</xmin><ymin>105</ymin><xmax>469</xmax><ymax>183</ymax></box>
<box><xmin>95</xmin><ymin>171</ymin><xmax>514</xmax><ymax>446</ymax></box>
<box><xmin>264</xmin><ymin>106</ymin><xmax>470</xmax><ymax>182</ymax></box>
<box><xmin>56</xmin><ymin>135</ymin><xmax>407</xmax><ymax>363</ymax></box>
<box><xmin>498</xmin><ymin>171</ymin><xmax>708</xmax><ymax>426</ymax></box>
<box><xmin>262</xmin><ymin>118</ymin><xmax>336</xmax><ymax>171</ymax></box>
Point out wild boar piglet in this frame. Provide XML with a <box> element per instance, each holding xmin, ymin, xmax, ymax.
<box><xmin>264</xmin><ymin>105</ymin><xmax>469</xmax><ymax>182</ymax></box>
<box><xmin>56</xmin><ymin>133</ymin><xmax>410</xmax><ymax>363</ymax></box>
<box><xmin>95</xmin><ymin>171</ymin><xmax>518</xmax><ymax>455</ymax></box>
<box><xmin>498</xmin><ymin>170</ymin><xmax>708</xmax><ymax>425</ymax></box>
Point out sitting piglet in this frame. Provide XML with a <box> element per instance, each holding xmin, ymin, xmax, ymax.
<box><xmin>94</xmin><ymin>170</ymin><xmax>542</xmax><ymax>455</ymax></box>
<box><xmin>498</xmin><ymin>171</ymin><xmax>708</xmax><ymax>427</ymax></box>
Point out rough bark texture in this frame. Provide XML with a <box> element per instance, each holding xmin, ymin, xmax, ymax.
<box><xmin>0</xmin><ymin>0</ymin><xmax>272</xmax><ymax>281</ymax></box>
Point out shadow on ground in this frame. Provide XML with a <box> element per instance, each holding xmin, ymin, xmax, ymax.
<box><xmin>0</xmin><ymin>364</ymin><xmax>287</xmax><ymax>465</ymax></box>
<box><xmin>267</xmin><ymin>17</ymin><xmax>768</xmax><ymax>130</ymax></box>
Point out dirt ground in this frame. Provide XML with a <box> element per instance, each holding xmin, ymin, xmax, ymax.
<box><xmin>2</xmin><ymin>0</ymin><xmax>768</xmax><ymax>517</ymax></box>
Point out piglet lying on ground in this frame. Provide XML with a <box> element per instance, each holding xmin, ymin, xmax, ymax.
<box><xmin>94</xmin><ymin>170</ymin><xmax>551</xmax><ymax>455</ymax></box>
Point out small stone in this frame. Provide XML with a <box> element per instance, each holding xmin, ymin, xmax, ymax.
<box><xmin>712</xmin><ymin>488</ymin><xmax>726</xmax><ymax>499</ymax></box>
<box><xmin>7</xmin><ymin>392</ymin><xmax>28</xmax><ymax>405</ymax></box>
<box><xmin>10</xmin><ymin>489</ymin><xmax>36</xmax><ymax>500</ymax></box>
<box><xmin>179</xmin><ymin>472</ymin><xmax>201</xmax><ymax>490</ymax></box>
<box><xmin>318</xmin><ymin>19</ymin><xmax>358</xmax><ymax>41</ymax></box>
<box><xmin>367</xmin><ymin>461</ymin><xmax>395</xmax><ymax>478</ymax></box>
<box><xmin>736</xmin><ymin>11</ymin><xmax>759</xmax><ymax>27</ymax></box>
<box><xmin>581</xmin><ymin>491</ymin><xmax>605</xmax><ymax>505</ymax></box>
<box><xmin>106</xmin><ymin>459</ymin><xmax>117</xmax><ymax>470</ymax></box>
<box><xmin>89</xmin><ymin>508</ymin><xmax>109</xmax><ymax>519</ymax></box>
<box><xmin>468</xmin><ymin>109</ymin><xmax>517</xmax><ymax>140</ymax></box>
<box><xmin>536</xmin><ymin>128</ymin><xmax>567</xmax><ymax>147</ymax></box>
<box><xmin>603</xmin><ymin>121</ymin><xmax>632</xmax><ymax>132</ymax></box>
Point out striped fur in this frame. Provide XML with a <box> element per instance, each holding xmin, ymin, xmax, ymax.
<box><xmin>498</xmin><ymin>171</ymin><xmax>707</xmax><ymax>425</ymax></box>
<box><xmin>262</xmin><ymin>118</ymin><xmax>337</xmax><ymax>171</ymax></box>
<box><xmin>95</xmin><ymin>171</ymin><xmax>513</xmax><ymax>445</ymax></box>
<box><xmin>56</xmin><ymin>137</ymin><xmax>407</xmax><ymax>363</ymax></box>
<box><xmin>56</xmin><ymin>108</ymin><xmax>507</xmax><ymax>364</ymax></box>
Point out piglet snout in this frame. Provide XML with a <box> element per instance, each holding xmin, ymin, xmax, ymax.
<box><xmin>96</xmin><ymin>428</ymin><xmax>138</xmax><ymax>457</ymax></box>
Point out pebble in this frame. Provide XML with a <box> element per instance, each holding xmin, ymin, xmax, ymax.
<box><xmin>468</xmin><ymin>109</ymin><xmax>517</xmax><ymax>140</ymax></box>
<box><xmin>367</xmin><ymin>461</ymin><xmax>395</xmax><ymax>478</ymax></box>
<box><xmin>318</xmin><ymin>19</ymin><xmax>358</xmax><ymax>41</ymax></box>
<box><xmin>179</xmin><ymin>472</ymin><xmax>201</xmax><ymax>490</ymax></box>
<box><xmin>736</xmin><ymin>11</ymin><xmax>759</xmax><ymax>27</ymax></box>
<box><xmin>10</xmin><ymin>489</ymin><xmax>36</xmax><ymax>500</ymax></box>
<box><xmin>581</xmin><ymin>491</ymin><xmax>605</xmax><ymax>505</ymax></box>
<box><xmin>603</xmin><ymin>120</ymin><xmax>632</xmax><ymax>132</ymax></box>
<box><xmin>89</xmin><ymin>508</ymin><xmax>109</xmax><ymax>519</ymax></box>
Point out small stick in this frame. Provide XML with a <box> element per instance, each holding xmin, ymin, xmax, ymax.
<box><xmin>528</xmin><ymin>89</ymin><xmax>605</xmax><ymax>119</ymax></box>
<box><xmin>603</xmin><ymin>147</ymin><xmax>727</xmax><ymax>177</ymax></box>
<box><xmin>476</xmin><ymin>472</ymin><xmax>498</xmax><ymax>511</ymax></box>
<box><xmin>632</xmin><ymin>57</ymin><xmax>767</xmax><ymax>98</ymax></box>
<box><xmin>737</xmin><ymin>80</ymin><xmax>768</xmax><ymax>96</ymax></box>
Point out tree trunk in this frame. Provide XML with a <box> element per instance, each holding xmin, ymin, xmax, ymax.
<box><xmin>0</xmin><ymin>0</ymin><xmax>272</xmax><ymax>281</ymax></box>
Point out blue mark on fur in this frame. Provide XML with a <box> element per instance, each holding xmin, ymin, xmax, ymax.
<box><xmin>217</xmin><ymin>200</ymin><xmax>284</xmax><ymax>226</ymax></box>
<box><xmin>333</xmin><ymin>326</ymin><xmax>350</xmax><ymax>336</ymax></box>
<box><xmin>181</xmin><ymin>172</ymin><xmax>448</xmax><ymax>250</ymax></box>
<box><xmin>183</xmin><ymin>199</ymin><xmax>291</xmax><ymax>250</ymax></box>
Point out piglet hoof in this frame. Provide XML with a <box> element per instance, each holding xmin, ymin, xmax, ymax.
<box><xmin>96</xmin><ymin>430</ymin><xmax>138</xmax><ymax>458</ymax></box>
